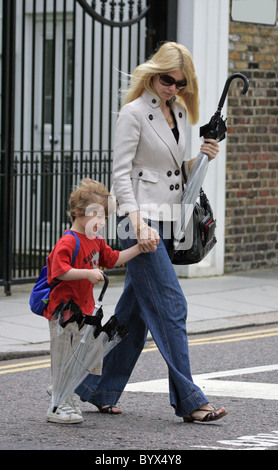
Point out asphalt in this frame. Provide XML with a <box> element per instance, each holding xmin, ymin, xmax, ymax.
<box><xmin>0</xmin><ymin>267</ymin><xmax>277</xmax><ymax>360</ymax></box>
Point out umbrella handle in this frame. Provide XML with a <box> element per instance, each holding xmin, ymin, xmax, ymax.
<box><xmin>217</xmin><ymin>73</ymin><xmax>249</xmax><ymax>113</ymax></box>
<box><xmin>98</xmin><ymin>273</ymin><xmax>109</xmax><ymax>302</ymax></box>
<box><xmin>200</xmin><ymin>73</ymin><xmax>249</xmax><ymax>142</ymax></box>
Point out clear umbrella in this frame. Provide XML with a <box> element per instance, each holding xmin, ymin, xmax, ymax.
<box><xmin>51</xmin><ymin>314</ymin><xmax>128</xmax><ymax>411</ymax></box>
<box><xmin>173</xmin><ymin>73</ymin><xmax>249</xmax><ymax>249</ymax></box>
<box><xmin>49</xmin><ymin>300</ymin><xmax>102</xmax><ymax>411</ymax></box>
<box><xmin>49</xmin><ymin>274</ymin><xmax>128</xmax><ymax>412</ymax></box>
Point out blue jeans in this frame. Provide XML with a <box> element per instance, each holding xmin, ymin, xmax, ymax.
<box><xmin>76</xmin><ymin>219</ymin><xmax>208</xmax><ymax>417</ymax></box>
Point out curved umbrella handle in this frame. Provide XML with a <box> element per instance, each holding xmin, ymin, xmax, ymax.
<box><xmin>200</xmin><ymin>73</ymin><xmax>249</xmax><ymax>142</ymax></box>
<box><xmin>98</xmin><ymin>273</ymin><xmax>109</xmax><ymax>302</ymax></box>
<box><xmin>217</xmin><ymin>73</ymin><xmax>249</xmax><ymax>112</ymax></box>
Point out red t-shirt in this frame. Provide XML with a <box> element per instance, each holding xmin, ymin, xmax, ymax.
<box><xmin>44</xmin><ymin>230</ymin><xmax>119</xmax><ymax>320</ymax></box>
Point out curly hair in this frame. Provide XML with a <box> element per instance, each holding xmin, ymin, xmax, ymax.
<box><xmin>68</xmin><ymin>178</ymin><xmax>115</xmax><ymax>222</ymax></box>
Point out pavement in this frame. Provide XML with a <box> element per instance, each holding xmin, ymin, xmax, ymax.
<box><xmin>0</xmin><ymin>267</ymin><xmax>277</xmax><ymax>360</ymax></box>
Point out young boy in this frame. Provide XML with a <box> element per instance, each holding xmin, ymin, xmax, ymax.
<box><xmin>45</xmin><ymin>178</ymin><xmax>157</xmax><ymax>424</ymax></box>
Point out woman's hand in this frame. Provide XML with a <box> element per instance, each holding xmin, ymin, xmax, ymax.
<box><xmin>137</xmin><ymin>226</ymin><xmax>160</xmax><ymax>253</ymax></box>
<box><xmin>200</xmin><ymin>138</ymin><xmax>219</xmax><ymax>161</ymax></box>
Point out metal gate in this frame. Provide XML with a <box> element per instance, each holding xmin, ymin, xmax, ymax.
<box><xmin>0</xmin><ymin>0</ymin><xmax>177</xmax><ymax>294</ymax></box>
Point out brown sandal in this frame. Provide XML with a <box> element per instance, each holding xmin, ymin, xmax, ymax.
<box><xmin>183</xmin><ymin>406</ymin><xmax>227</xmax><ymax>423</ymax></box>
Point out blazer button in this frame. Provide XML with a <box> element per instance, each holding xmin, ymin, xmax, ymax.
<box><xmin>175</xmin><ymin>170</ymin><xmax>180</xmax><ymax>176</ymax></box>
<box><xmin>179</xmin><ymin>112</ymin><xmax>183</xmax><ymax>118</ymax></box>
<box><xmin>149</xmin><ymin>114</ymin><xmax>153</xmax><ymax>120</ymax></box>
<box><xmin>170</xmin><ymin>185</ymin><xmax>174</xmax><ymax>191</ymax></box>
<box><xmin>167</xmin><ymin>170</ymin><xmax>172</xmax><ymax>177</ymax></box>
<box><xmin>139</xmin><ymin>171</ymin><xmax>143</xmax><ymax>177</ymax></box>
<box><xmin>152</xmin><ymin>99</ymin><xmax>156</xmax><ymax>104</ymax></box>
<box><xmin>175</xmin><ymin>184</ymin><xmax>180</xmax><ymax>190</ymax></box>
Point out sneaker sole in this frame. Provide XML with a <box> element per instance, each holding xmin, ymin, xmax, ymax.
<box><xmin>46</xmin><ymin>415</ymin><xmax>83</xmax><ymax>424</ymax></box>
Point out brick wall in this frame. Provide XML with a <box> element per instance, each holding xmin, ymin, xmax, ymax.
<box><xmin>225</xmin><ymin>8</ymin><xmax>278</xmax><ymax>271</ymax></box>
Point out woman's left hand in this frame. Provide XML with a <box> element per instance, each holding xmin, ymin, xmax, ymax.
<box><xmin>200</xmin><ymin>138</ymin><xmax>219</xmax><ymax>161</ymax></box>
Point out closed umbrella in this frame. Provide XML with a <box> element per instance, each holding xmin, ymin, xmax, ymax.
<box><xmin>173</xmin><ymin>73</ymin><xmax>249</xmax><ymax>249</ymax></box>
<box><xmin>54</xmin><ymin>314</ymin><xmax>128</xmax><ymax>410</ymax></box>
<box><xmin>49</xmin><ymin>274</ymin><xmax>128</xmax><ymax>412</ymax></box>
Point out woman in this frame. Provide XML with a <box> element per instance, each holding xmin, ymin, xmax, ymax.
<box><xmin>76</xmin><ymin>42</ymin><xmax>226</xmax><ymax>423</ymax></box>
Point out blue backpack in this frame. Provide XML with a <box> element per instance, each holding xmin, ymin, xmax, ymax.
<box><xmin>29</xmin><ymin>231</ymin><xmax>80</xmax><ymax>316</ymax></box>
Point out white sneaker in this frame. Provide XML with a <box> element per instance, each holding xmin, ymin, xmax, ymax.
<box><xmin>46</xmin><ymin>403</ymin><xmax>84</xmax><ymax>424</ymax></box>
<box><xmin>47</xmin><ymin>385</ymin><xmax>82</xmax><ymax>416</ymax></box>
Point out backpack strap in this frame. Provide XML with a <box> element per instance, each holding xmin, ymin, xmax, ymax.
<box><xmin>63</xmin><ymin>230</ymin><xmax>80</xmax><ymax>265</ymax></box>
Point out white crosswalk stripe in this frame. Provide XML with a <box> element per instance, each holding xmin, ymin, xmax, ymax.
<box><xmin>125</xmin><ymin>364</ymin><xmax>278</xmax><ymax>400</ymax></box>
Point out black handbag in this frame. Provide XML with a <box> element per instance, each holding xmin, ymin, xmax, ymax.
<box><xmin>170</xmin><ymin>165</ymin><xmax>217</xmax><ymax>265</ymax></box>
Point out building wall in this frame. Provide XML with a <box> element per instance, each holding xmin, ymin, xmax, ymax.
<box><xmin>225</xmin><ymin>6</ymin><xmax>278</xmax><ymax>271</ymax></box>
<box><xmin>176</xmin><ymin>0</ymin><xmax>230</xmax><ymax>277</ymax></box>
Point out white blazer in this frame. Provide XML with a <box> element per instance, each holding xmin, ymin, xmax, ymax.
<box><xmin>112</xmin><ymin>90</ymin><xmax>188</xmax><ymax>221</ymax></box>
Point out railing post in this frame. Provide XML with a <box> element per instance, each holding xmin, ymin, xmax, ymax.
<box><xmin>1</xmin><ymin>0</ymin><xmax>16</xmax><ymax>295</ymax></box>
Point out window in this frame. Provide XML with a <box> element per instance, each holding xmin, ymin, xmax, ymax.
<box><xmin>44</xmin><ymin>39</ymin><xmax>53</xmax><ymax>124</ymax></box>
<box><xmin>43</xmin><ymin>39</ymin><xmax>73</xmax><ymax>125</ymax></box>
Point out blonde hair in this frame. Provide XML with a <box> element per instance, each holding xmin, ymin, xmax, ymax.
<box><xmin>123</xmin><ymin>42</ymin><xmax>200</xmax><ymax>124</ymax></box>
<box><xmin>68</xmin><ymin>178</ymin><xmax>115</xmax><ymax>222</ymax></box>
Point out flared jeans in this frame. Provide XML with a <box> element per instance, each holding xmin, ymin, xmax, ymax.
<box><xmin>76</xmin><ymin>219</ymin><xmax>208</xmax><ymax>417</ymax></box>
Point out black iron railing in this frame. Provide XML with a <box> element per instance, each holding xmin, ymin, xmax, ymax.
<box><xmin>0</xmin><ymin>0</ymin><xmax>177</xmax><ymax>294</ymax></box>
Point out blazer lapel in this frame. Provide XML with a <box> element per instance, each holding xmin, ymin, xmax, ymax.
<box><xmin>172</xmin><ymin>105</ymin><xmax>187</xmax><ymax>164</ymax></box>
<box><xmin>145</xmin><ymin>106</ymin><xmax>181</xmax><ymax>167</ymax></box>
<box><xmin>142</xmin><ymin>90</ymin><xmax>186</xmax><ymax>168</ymax></box>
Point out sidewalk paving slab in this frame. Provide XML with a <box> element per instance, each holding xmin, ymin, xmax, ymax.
<box><xmin>0</xmin><ymin>267</ymin><xmax>277</xmax><ymax>360</ymax></box>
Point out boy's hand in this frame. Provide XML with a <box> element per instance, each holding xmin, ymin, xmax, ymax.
<box><xmin>86</xmin><ymin>269</ymin><xmax>104</xmax><ymax>285</ymax></box>
<box><xmin>138</xmin><ymin>241</ymin><xmax>157</xmax><ymax>253</ymax></box>
<box><xmin>138</xmin><ymin>235</ymin><xmax>158</xmax><ymax>253</ymax></box>
<box><xmin>137</xmin><ymin>226</ymin><xmax>159</xmax><ymax>253</ymax></box>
